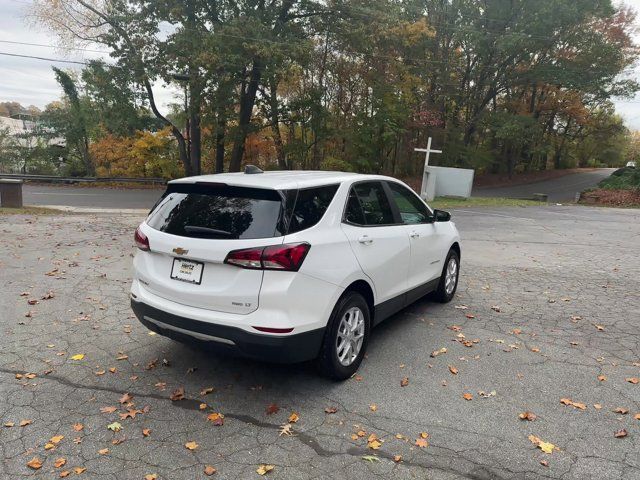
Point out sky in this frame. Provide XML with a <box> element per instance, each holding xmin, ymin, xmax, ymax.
<box><xmin>1</xmin><ymin>0</ymin><xmax>640</xmax><ymax>129</ymax></box>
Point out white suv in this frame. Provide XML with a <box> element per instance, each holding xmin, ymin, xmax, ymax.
<box><xmin>131</xmin><ymin>169</ymin><xmax>461</xmax><ymax>379</ymax></box>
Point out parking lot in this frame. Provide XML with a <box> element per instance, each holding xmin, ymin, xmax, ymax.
<box><xmin>1</xmin><ymin>205</ymin><xmax>639</xmax><ymax>479</ymax></box>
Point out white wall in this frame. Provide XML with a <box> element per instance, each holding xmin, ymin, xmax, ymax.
<box><xmin>427</xmin><ymin>166</ymin><xmax>475</xmax><ymax>198</ymax></box>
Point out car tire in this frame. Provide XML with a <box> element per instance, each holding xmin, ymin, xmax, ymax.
<box><xmin>316</xmin><ymin>291</ymin><xmax>370</xmax><ymax>380</ymax></box>
<box><xmin>434</xmin><ymin>250</ymin><xmax>460</xmax><ymax>303</ymax></box>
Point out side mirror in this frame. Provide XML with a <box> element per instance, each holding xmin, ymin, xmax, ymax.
<box><xmin>433</xmin><ymin>209</ymin><xmax>451</xmax><ymax>222</ymax></box>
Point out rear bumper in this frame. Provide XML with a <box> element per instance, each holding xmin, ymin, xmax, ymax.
<box><xmin>131</xmin><ymin>299</ymin><xmax>325</xmax><ymax>363</ymax></box>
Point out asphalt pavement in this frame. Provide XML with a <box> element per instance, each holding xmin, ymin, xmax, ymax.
<box><xmin>1</xmin><ymin>204</ymin><xmax>639</xmax><ymax>479</ymax></box>
<box><xmin>472</xmin><ymin>168</ymin><xmax>616</xmax><ymax>202</ymax></box>
<box><xmin>19</xmin><ymin>168</ymin><xmax>615</xmax><ymax>209</ymax></box>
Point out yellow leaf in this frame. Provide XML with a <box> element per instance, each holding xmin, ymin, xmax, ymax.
<box><xmin>257</xmin><ymin>464</ymin><xmax>274</xmax><ymax>475</ymax></box>
<box><xmin>185</xmin><ymin>441</ymin><xmax>198</xmax><ymax>450</ymax></box>
<box><xmin>70</xmin><ymin>354</ymin><xmax>85</xmax><ymax>360</ymax></box>
<box><xmin>26</xmin><ymin>457</ymin><xmax>42</xmax><ymax>470</ymax></box>
<box><xmin>50</xmin><ymin>435</ymin><xmax>64</xmax><ymax>444</ymax></box>
<box><xmin>54</xmin><ymin>458</ymin><xmax>66</xmax><ymax>468</ymax></box>
<box><xmin>98</xmin><ymin>448</ymin><xmax>109</xmax><ymax>455</ymax></box>
<box><xmin>288</xmin><ymin>412</ymin><xmax>299</xmax><ymax>423</ymax></box>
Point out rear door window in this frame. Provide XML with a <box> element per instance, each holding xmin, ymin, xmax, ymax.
<box><xmin>350</xmin><ymin>182</ymin><xmax>395</xmax><ymax>225</ymax></box>
<box><xmin>287</xmin><ymin>184</ymin><xmax>339</xmax><ymax>234</ymax></box>
<box><xmin>147</xmin><ymin>183</ymin><xmax>285</xmax><ymax>239</ymax></box>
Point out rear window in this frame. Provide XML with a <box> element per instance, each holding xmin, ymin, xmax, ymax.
<box><xmin>147</xmin><ymin>183</ymin><xmax>285</xmax><ymax>239</ymax></box>
<box><xmin>147</xmin><ymin>182</ymin><xmax>339</xmax><ymax>239</ymax></box>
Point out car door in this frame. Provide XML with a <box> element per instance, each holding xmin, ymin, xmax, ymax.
<box><xmin>386</xmin><ymin>181</ymin><xmax>444</xmax><ymax>294</ymax></box>
<box><xmin>341</xmin><ymin>181</ymin><xmax>410</xmax><ymax>306</ymax></box>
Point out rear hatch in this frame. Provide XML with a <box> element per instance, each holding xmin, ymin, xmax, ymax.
<box><xmin>137</xmin><ymin>182</ymin><xmax>288</xmax><ymax>314</ymax></box>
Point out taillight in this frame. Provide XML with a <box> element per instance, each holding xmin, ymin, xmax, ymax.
<box><xmin>224</xmin><ymin>243</ymin><xmax>310</xmax><ymax>271</ymax></box>
<box><xmin>134</xmin><ymin>226</ymin><xmax>150</xmax><ymax>251</ymax></box>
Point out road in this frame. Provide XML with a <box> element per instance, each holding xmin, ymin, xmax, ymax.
<box><xmin>20</xmin><ymin>168</ymin><xmax>615</xmax><ymax>209</ymax></box>
<box><xmin>472</xmin><ymin>168</ymin><xmax>616</xmax><ymax>202</ymax></box>
<box><xmin>23</xmin><ymin>184</ymin><xmax>163</xmax><ymax>209</ymax></box>
<box><xmin>2</xmin><ymin>205</ymin><xmax>639</xmax><ymax>479</ymax></box>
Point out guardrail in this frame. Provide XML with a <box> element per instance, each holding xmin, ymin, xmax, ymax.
<box><xmin>0</xmin><ymin>173</ymin><xmax>166</xmax><ymax>185</ymax></box>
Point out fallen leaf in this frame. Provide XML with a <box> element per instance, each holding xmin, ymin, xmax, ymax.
<box><xmin>59</xmin><ymin>471</ymin><xmax>70</xmax><ymax>478</ymax></box>
<box><xmin>361</xmin><ymin>455</ymin><xmax>380</xmax><ymax>463</ymax></box>
<box><xmin>19</xmin><ymin>419</ymin><xmax>32</xmax><ymax>427</ymax></box>
<box><xmin>73</xmin><ymin>423</ymin><xmax>83</xmax><ymax>431</ymax></box>
<box><xmin>491</xmin><ymin>306</ymin><xmax>501</xmax><ymax>312</ymax></box>
<box><xmin>324</xmin><ymin>406</ymin><xmax>337</xmax><ymax>414</ymax></box>
<box><xmin>367</xmin><ymin>433</ymin><xmax>382</xmax><ymax>449</ymax></box>
<box><xmin>185</xmin><ymin>441</ymin><xmax>198</xmax><ymax>450</ymax></box>
<box><xmin>107</xmin><ymin>422</ymin><xmax>122</xmax><ymax>432</ymax></box>
<box><xmin>465</xmin><ymin>313</ymin><xmax>475</xmax><ymax>319</ymax></box>
<box><xmin>70</xmin><ymin>354</ymin><xmax>85</xmax><ymax>360</ymax></box>
<box><xmin>634</xmin><ymin>413</ymin><xmax>640</xmax><ymax>420</ymax></box>
<box><xmin>463</xmin><ymin>393</ymin><xmax>473</xmax><ymax>401</ymax></box>
<box><xmin>50</xmin><ymin>435</ymin><xmax>64</xmax><ymax>444</ymax></box>
<box><xmin>266</xmin><ymin>403</ymin><xmax>280</xmax><ymax>415</ymax></box>
<box><xmin>369</xmin><ymin>404</ymin><xmax>377</xmax><ymax>412</ymax></box>
<box><xmin>204</xmin><ymin>465</ymin><xmax>217</xmax><ymax>475</ymax></box>
<box><xmin>199</xmin><ymin>403</ymin><xmax>207</xmax><ymax>410</ymax></box>
<box><xmin>257</xmin><ymin>464</ymin><xmax>274</xmax><ymax>475</ymax></box>
<box><xmin>540</xmin><ymin>460</ymin><xmax>549</xmax><ymax>467</ymax></box>
<box><xmin>169</xmin><ymin>387</ymin><xmax>185</xmax><ymax>401</ymax></box>
<box><xmin>54</xmin><ymin>458</ymin><xmax>66</xmax><ymax>468</ymax></box>
<box><xmin>288</xmin><ymin>412</ymin><xmax>299</xmax><ymax>423</ymax></box>
<box><xmin>594</xmin><ymin>404</ymin><xmax>603</xmax><ymax>410</ymax></box>
<box><xmin>144</xmin><ymin>475</ymin><xmax>158</xmax><ymax>480</ymax></box>
<box><xmin>100</xmin><ymin>406</ymin><xmax>117</xmax><ymax>414</ymax></box>
<box><xmin>4</xmin><ymin>422</ymin><xmax>14</xmax><ymax>427</ymax></box>
<box><xmin>614</xmin><ymin>407</ymin><xmax>629</xmax><ymax>414</ymax></box>
<box><xmin>200</xmin><ymin>387</ymin><xmax>214</xmax><ymax>396</ymax></box>
<box><xmin>279</xmin><ymin>423</ymin><xmax>293</xmax><ymax>436</ymax></box>
<box><xmin>393</xmin><ymin>455</ymin><xmax>402</xmax><ymax>463</ymax></box>
<box><xmin>448</xmin><ymin>365</ymin><xmax>458</xmax><ymax>375</ymax></box>
<box><xmin>98</xmin><ymin>448</ymin><xmax>109</xmax><ymax>455</ymax></box>
<box><xmin>415</xmin><ymin>438</ymin><xmax>428</xmax><ymax>448</ymax></box>
<box><xmin>143</xmin><ymin>428</ymin><xmax>152</xmax><ymax>437</ymax></box>
<box><xmin>206</xmin><ymin>412</ymin><xmax>224</xmax><ymax>426</ymax></box>
<box><xmin>626</xmin><ymin>377</ymin><xmax>639</xmax><ymax>384</ymax></box>
<box><xmin>598</xmin><ymin>375</ymin><xmax>607</xmax><ymax>382</ymax></box>
<box><xmin>27</xmin><ymin>457</ymin><xmax>43</xmax><ymax>470</ymax></box>
<box><xmin>430</xmin><ymin>347</ymin><xmax>447</xmax><ymax>358</ymax></box>
<box><xmin>400</xmin><ymin>377</ymin><xmax>409</xmax><ymax>387</ymax></box>
<box><xmin>614</xmin><ymin>429</ymin><xmax>628</xmax><ymax>438</ymax></box>
<box><xmin>519</xmin><ymin>411</ymin><xmax>536</xmax><ymax>421</ymax></box>
<box><xmin>595</xmin><ymin>325</ymin><xmax>605</xmax><ymax>331</ymax></box>
<box><xmin>528</xmin><ymin>435</ymin><xmax>558</xmax><ymax>454</ymax></box>
<box><xmin>560</xmin><ymin>398</ymin><xmax>586</xmax><ymax>410</ymax></box>
<box><xmin>119</xmin><ymin>393</ymin><xmax>134</xmax><ymax>405</ymax></box>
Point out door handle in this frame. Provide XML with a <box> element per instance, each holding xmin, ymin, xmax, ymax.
<box><xmin>358</xmin><ymin>235</ymin><xmax>374</xmax><ymax>245</ymax></box>
<box><xmin>410</xmin><ymin>231</ymin><xmax>420</xmax><ymax>238</ymax></box>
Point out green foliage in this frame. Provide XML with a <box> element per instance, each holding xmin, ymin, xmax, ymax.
<box><xmin>23</xmin><ymin>0</ymin><xmax>640</xmax><ymax>179</ymax></box>
<box><xmin>598</xmin><ymin>168</ymin><xmax>640</xmax><ymax>190</ymax></box>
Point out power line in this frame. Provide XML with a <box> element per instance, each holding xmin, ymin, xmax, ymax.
<box><xmin>0</xmin><ymin>39</ymin><xmax>108</xmax><ymax>54</ymax></box>
<box><xmin>0</xmin><ymin>51</ymin><xmax>87</xmax><ymax>65</ymax></box>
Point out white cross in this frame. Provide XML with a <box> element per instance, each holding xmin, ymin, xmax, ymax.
<box><xmin>415</xmin><ymin>137</ymin><xmax>442</xmax><ymax>170</ymax></box>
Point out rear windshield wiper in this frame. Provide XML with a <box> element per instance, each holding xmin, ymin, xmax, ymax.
<box><xmin>184</xmin><ymin>225</ymin><xmax>236</xmax><ymax>238</ymax></box>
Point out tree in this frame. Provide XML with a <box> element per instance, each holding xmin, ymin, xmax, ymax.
<box><xmin>52</xmin><ymin>67</ymin><xmax>94</xmax><ymax>175</ymax></box>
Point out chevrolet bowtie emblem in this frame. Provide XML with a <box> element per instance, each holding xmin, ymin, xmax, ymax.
<box><xmin>173</xmin><ymin>247</ymin><xmax>189</xmax><ymax>256</ymax></box>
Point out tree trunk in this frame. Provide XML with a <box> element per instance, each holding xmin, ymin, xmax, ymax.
<box><xmin>268</xmin><ymin>75</ymin><xmax>288</xmax><ymax>169</ymax></box>
<box><xmin>215</xmin><ymin>110</ymin><xmax>226</xmax><ymax>174</ymax></box>
<box><xmin>229</xmin><ymin>59</ymin><xmax>262</xmax><ymax>172</ymax></box>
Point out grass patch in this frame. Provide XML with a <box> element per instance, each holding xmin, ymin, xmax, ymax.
<box><xmin>0</xmin><ymin>206</ymin><xmax>64</xmax><ymax>215</ymax></box>
<box><xmin>597</xmin><ymin>167</ymin><xmax>640</xmax><ymax>190</ymax></box>
<box><xmin>430</xmin><ymin>197</ymin><xmax>543</xmax><ymax>209</ymax></box>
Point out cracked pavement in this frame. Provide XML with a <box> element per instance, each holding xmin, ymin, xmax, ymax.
<box><xmin>1</xmin><ymin>205</ymin><xmax>639</xmax><ymax>479</ymax></box>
